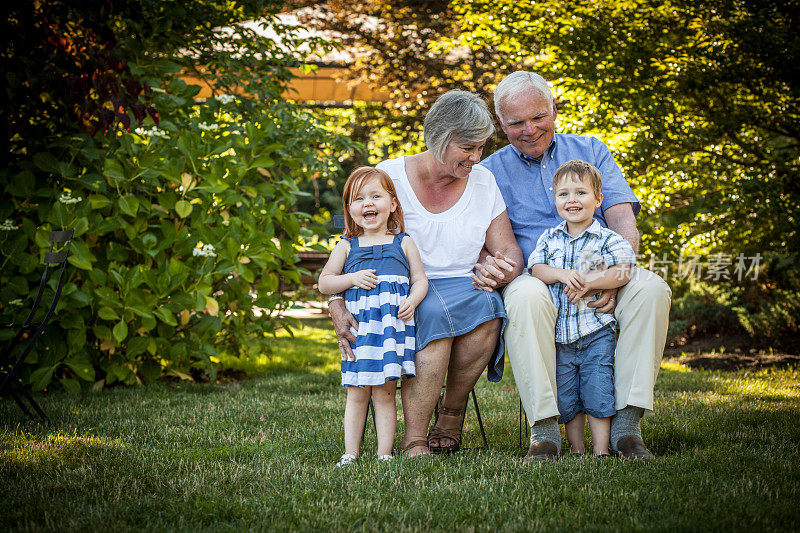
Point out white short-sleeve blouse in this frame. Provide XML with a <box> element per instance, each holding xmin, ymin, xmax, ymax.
<box><xmin>376</xmin><ymin>156</ymin><xmax>507</xmax><ymax>279</ymax></box>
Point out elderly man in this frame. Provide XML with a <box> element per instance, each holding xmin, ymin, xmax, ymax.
<box><xmin>477</xmin><ymin>71</ymin><xmax>671</xmax><ymax>462</ymax></box>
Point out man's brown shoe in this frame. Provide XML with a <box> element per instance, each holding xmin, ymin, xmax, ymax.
<box><xmin>523</xmin><ymin>441</ymin><xmax>559</xmax><ymax>464</ymax></box>
<box><xmin>615</xmin><ymin>436</ymin><xmax>654</xmax><ymax>461</ymax></box>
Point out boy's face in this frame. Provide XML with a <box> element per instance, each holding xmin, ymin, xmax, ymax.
<box><xmin>554</xmin><ymin>173</ymin><xmax>602</xmax><ymax>225</ymax></box>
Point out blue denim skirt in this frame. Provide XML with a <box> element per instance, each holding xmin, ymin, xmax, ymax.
<box><xmin>415</xmin><ymin>276</ymin><xmax>507</xmax><ymax>382</ymax></box>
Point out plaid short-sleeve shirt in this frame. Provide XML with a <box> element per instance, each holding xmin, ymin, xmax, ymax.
<box><xmin>527</xmin><ymin>219</ymin><xmax>636</xmax><ymax>344</ymax></box>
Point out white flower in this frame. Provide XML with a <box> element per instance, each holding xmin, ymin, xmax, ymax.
<box><xmin>215</xmin><ymin>94</ymin><xmax>236</xmax><ymax>105</ymax></box>
<box><xmin>58</xmin><ymin>193</ymin><xmax>82</xmax><ymax>205</ymax></box>
<box><xmin>9</xmin><ymin>299</ymin><xmax>23</xmax><ymax>306</ymax></box>
<box><xmin>0</xmin><ymin>219</ymin><xmax>20</xmax><ymax>231</ymax></box>
<box><xmin>198</xmin><ymin>122</ymin><xmax>220</xmax><ymax>132</ymax></box>
<box><xmin>192</xmin><ymin>243</ymin><xmax>217</xmax><ymax>257</ymax></box>
<box><xmin>135</xmin><ymin>126</ymin><xmax>168</xmax><ymax>138</ymax></box>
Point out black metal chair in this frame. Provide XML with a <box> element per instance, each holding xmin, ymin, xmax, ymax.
<box><xmin>330</xmin><ymin>216</ymin><xmax>489</xmax><ymax>450</ymax></box>
<box><xmin>0</xmin><ymin>228</ymin><xmax>74</xmax><ymax>423</ymax></box>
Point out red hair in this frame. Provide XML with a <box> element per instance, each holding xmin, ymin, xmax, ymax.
<box><xmin>341</xmin><ymin>167</ymin><xmax>405</xmax><ymax>238</ymax></box>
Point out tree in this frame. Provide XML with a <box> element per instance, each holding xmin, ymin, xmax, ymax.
<box><xmin>450</xmin><ymin>0</ymin><xmax>800</xmax><ymax>260</ymax></box>
<box><xmin>296</xmin><ymin>0</ymin><xmax>501</xmax><ymax>157</ymax></box>
<box><xmin>1</xmin><ymin>1</ymin><xmax>356</xmax><ymax>390</ymax></box>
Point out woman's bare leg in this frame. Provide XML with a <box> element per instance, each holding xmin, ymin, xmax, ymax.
<box><xmin>430</xmin><ymin>318</ymin><xmax>501</xmax><ymax>449</ymax></box>
<box><xmin>399</xmin><ymin>338</ymin><xmax>452</xmax><ymax>456</ymax></box>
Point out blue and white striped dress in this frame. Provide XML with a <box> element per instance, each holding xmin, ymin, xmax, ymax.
<box><xmin>341</xmin><ymin>232</ymin><xmax>416</xmax><ymax>387</ymax></box>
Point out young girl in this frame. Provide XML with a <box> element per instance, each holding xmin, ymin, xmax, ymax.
<box><xmin>319</xmin><ymin>166</ymin><xmax>428</xmax><ymax>465</ymax></box>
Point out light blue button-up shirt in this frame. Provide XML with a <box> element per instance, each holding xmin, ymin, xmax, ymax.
<box><xmin>528</xmin><ymin>219</ymin><xmax>636</xmax><ymax>343</ymax></box>
<box><xmin>482</xmin><ymin>134</ymin><xmax>640</xmax><ymax>261</ymax></box>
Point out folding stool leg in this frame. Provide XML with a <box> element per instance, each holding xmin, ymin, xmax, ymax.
<box><xmin>469</xmin><ymin>389</ymin><xmax>488</xmax><ymax>450</ymax></box>
<box><xmin>8</xmin><ymin>385</ymin><xmax>34</xmax><ymax>418</ymax></box>
<box><xmin>519</xmin><ymin>398</ymin><xmax>530</xmax><ymax>450</ymax></box>
<box><xmin>17</xmin><ymin>383</ymin><xmax>50</xmax><ymax>423</ymax></box>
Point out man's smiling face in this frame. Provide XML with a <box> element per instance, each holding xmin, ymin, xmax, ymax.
<box><xmin>497</xmin><ymin>87</ymin><xmax>557</xmax><ymax>159</ymax></box>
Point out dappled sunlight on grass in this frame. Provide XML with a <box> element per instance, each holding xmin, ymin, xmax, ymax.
<box><xmin>218</xmin><ymin>318</ymin><xmax>340</xmax><ymax>376</ymax></box>
<box><xmin>661</xmin><ymin>360</ymin><xmax>691</xmax><ymax>373</ymax></box>
<box><xmin>2</xmin><ymin>430</ymin><xmax>126</xmax><ymax>465</ymax></box>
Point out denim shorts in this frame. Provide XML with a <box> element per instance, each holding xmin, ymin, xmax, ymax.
<box><xmin>556</xmin><ymin>324</ymin><xmax>616</xmax><ymax>424</ymax></box>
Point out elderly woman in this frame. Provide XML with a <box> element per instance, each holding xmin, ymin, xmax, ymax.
<box><xmin>329</xmin><ymin>90</ymin><xmax>524</xmax><ymax>456</ymax></box>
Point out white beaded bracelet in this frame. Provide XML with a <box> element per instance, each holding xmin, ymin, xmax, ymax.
<box><xmin>326</xmin><ymin>294</ymin><xmax>344</xmax><ymax>304</ymax></box>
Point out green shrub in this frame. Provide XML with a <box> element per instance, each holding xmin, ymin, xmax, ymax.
<box><xmin>668</xmin><ymin>282</ymin><xmax>744</xmax><ymax>344</ymax></box>
<box><xmin>735</xmin><ymin>290</ymin><xmax>800</xmax><ymax>347</ymax></box>
<box><xmin>1</xmin><ymin>8</ymin><xmax>356</xmax><ymax>391</ymax></box>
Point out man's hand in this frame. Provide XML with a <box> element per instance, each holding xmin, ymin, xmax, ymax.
<box><xmin>586</xmin><ymin>287</ymin><xmax>619</xmax><ymax>314</ymax></box>
<box><xmin>471</xmin><ymin>251</ymin><xmax>518</xmax><ymax>292</ymax></box>
<box><xmin>349</xmin><ymin>269</ymin><xmax>378</xmax><ymax>290</ymax></box>
<box><xmin>328</xmin><ymin>298</ymin><xmax>358</xmax><ymax>361</ymax></box>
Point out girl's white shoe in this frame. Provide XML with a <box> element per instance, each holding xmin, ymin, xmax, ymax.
<box><xmin>336</xmin><ymin>453</ymin><xmax>357</xmax><ymax>467</ymax></box>
<box><xmin>377</xmin><ymin>454</ymin><xmax>393</xmax><ymax>462</ymax></box>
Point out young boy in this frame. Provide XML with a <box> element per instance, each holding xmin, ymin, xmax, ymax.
<box><xmin>528</xmin><ymin>160</ymin><xmax>636</xmax><ymax>456</ymax></box>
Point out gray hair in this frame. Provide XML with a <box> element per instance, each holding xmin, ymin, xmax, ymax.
<box><xmin>423</xmin><ymin>90</ymin><xmax>495</xmax><ymax>162</ymax></box>
<box><xmin>494</xmin><ymin>71</ymin><xmax>554</xmax><ymax>122</ymax></box>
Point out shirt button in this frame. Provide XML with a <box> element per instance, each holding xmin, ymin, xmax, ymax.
<box><xmin>549</xmin><ymin>187</ymin><xmax>553</xmax><ymax>191</ymax></box>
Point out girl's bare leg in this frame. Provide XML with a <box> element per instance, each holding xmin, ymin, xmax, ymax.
<box><xmin>343</xmin><ymin>385</ymin><xmax>372</xmax><ymax>456</ymax></box>
<box><xmin>372</xmin><ymin>381</ymin><xmax>398</xmax><ymax>456</ymax></box>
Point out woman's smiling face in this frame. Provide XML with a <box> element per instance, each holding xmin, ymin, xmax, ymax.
<box><xmin>440</xmin><ymin>139</ymin><xmax>487</xmax><ymax>178</ymax></box>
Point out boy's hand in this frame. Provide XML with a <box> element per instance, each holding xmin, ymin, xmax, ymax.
<box><xmin>559</xmin><ymin>270</ymin><xmax>586</xmax><ymax>292</ymax></box>
<box><xmin>397</xmin><ymin>298</ymin><xmax>416</xmax><ymax>322</ymax></box>
<box><xmin>349</xmin><ymin>269</ymin><xmax>378</xmax><ymax>290</ymax></box>
<box><xmin>565</xmin><ymin>285</ymin><xmax>591</xmax><ymax>304</ymax></box>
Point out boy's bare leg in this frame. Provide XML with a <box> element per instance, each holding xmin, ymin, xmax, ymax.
<box><xmin>564</xmin><ymin>412</ymin><xmax>586</xmax><ymax>454</ymax></box>
<box><xmin>372</xmin><ymin>381</ymin><xmax>398</xmax><ymax>457</ymax></box>
<box><xmin>588</xmin><ymin>415</ymin><xmax>611</xmax><ymax>455</ymax></box>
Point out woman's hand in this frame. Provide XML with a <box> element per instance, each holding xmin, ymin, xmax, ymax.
<box><xmin>329</xmin><ymin>298</ymin><xmax>358</xmax><ymax>361</ymax></box>
<box><xmin>471</xmin><ymin>251</ymin><xmax>518</xmax><ymax>292</ymax></box>
<box><xmin>397</xmin><ymin>298</ymin><xmax>416</xmax><ymax>322</ymax></box>
<box><xmin>349</xmin><ymin>269</ymin><xmax>378</xmax><ymax>290</ymax></box>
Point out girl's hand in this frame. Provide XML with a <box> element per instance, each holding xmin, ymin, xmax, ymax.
<box><xmin>349</xmin><ymin>269</ymin><xmax>378</xmax><ymax>290</ymax></box>
<box><xmin>397</xmin><ymin>298</ymin><xmax>416</xmax><ymax>322</ymax></box>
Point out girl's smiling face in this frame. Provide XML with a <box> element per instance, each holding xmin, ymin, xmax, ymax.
<box><xmin>348</xmin><ymin>176</ymin><xmax>398</xmax><ymax>235</ymax></box>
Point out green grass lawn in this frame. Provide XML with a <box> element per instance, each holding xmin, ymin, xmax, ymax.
<box><xmin>2</xmin><ymin>319</ymin><xmax>799</xmax><ymax>531</ymax></box>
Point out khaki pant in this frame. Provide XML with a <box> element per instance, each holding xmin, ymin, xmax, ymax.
<box><xmin>503</xmin><ymin>268</ymin><xmax>672</xmax><ymax>424</ymax></box>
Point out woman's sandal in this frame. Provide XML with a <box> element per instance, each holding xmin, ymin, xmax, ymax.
<box><xmin>400</xmin><ymin>439</ymin><xmax>430</xmax><ymax>458</ymax></box>
<box><xmin>427</xmin><ymin>403</ymin><xmax>465</xmax><ymax>454</ymax></box>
